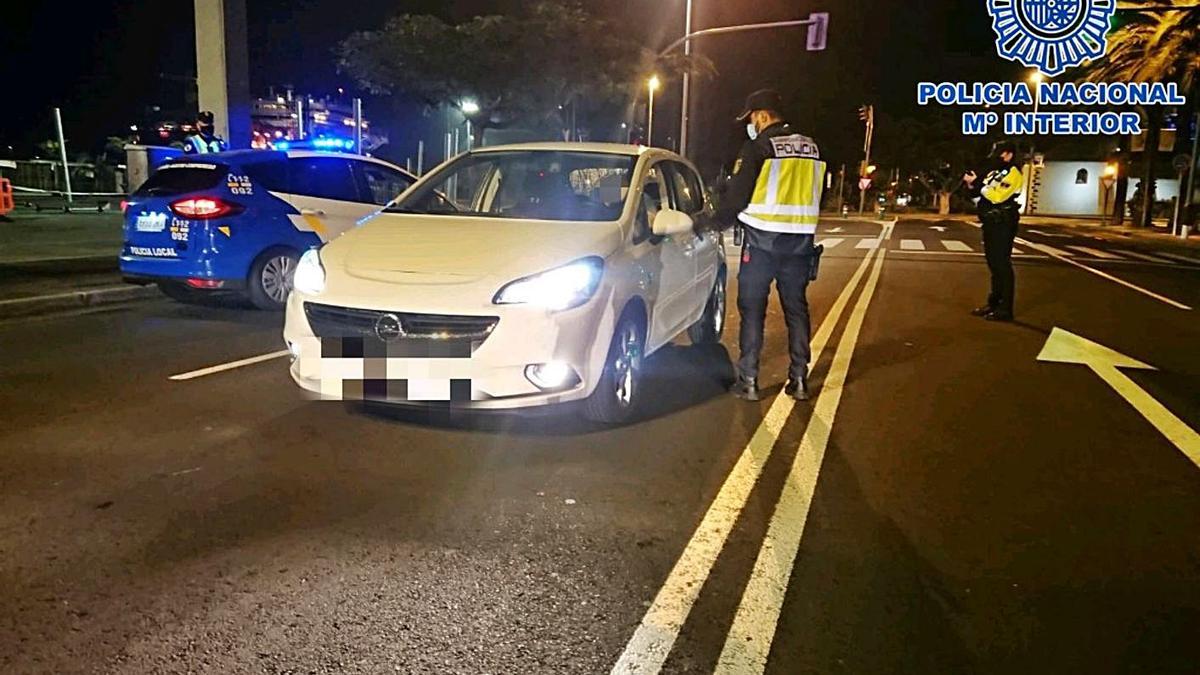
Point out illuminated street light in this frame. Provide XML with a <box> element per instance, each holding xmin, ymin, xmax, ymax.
<box><xmin>461</xmin><ymin>99</ymin><xmax>481</xmax><ymax>115</ymax></box>
<box><xmin>647</xmin><ymin>75</ymin><xmax>661</xmax><ymax>147</ymax></box>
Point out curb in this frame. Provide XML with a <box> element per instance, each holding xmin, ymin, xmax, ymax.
<box><xmin>0</xmin><ymin>285</ymin><xmax>160</xmax><ymax>320</ymax></box>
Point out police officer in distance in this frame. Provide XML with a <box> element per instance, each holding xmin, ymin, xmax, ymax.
<box><xmin>963</xmin><ymin>140</ymin><xmax>1024</xmax><ymax>322</ymax></box>
<box><xmin>183</xmin><ymin>111</ymin><xmax>228</xmax><ymax>155</ymax></box>
<box><xmin>708</xmin><ymin>89</ymin><xmax>827</xmax><ymax>402</ymax></box>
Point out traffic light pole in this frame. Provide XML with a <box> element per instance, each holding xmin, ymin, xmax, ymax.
<box><xmin>667</xmin><ymin>13</ymin><xmax>829</xmax><ymax>158</ymax></box>
<box><xmin>859</xmin><ymin>105</ymin><xmax>875</xmax><ymax>215</ymax></box>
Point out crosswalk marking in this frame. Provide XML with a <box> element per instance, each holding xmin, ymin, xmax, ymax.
<box><xmin>1028</xmin><ymin>242</ymin><xmax>1074</xmax><ymax>257</ymax></box>
<box><xmin>1111</xmin><ymin>249</ymin><xmax>1175</xmax><ymax>264</ymax></box>
<box><xmin>1066</xmin><ymin>245</ymin><xmax>1124</xmax><ymax>260</ymax></box>
<box><xmin>941</xmin><ymin>240</ymin><xmax>973</xmax><ymax>252</ymax></box>
<box><xmin>1156</xmin><ymin>251</ymin><xmax>1200</xmax><ymax>265</ymax></box>
<box><xmin>816</xmin><ymin>237</ymin><xmax>845</xmax><ymax>249</ymax></box>
<box><xmin>899</xmin><ymin>239</ymin><xmax>926</xmax><ymax>251</ymax></box>
<box><xmin>855</xmin><ymin>238</ymin><xmax>880</xmax><ymax>250</ymax></box>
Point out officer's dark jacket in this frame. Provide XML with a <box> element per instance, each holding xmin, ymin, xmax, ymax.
<box><xmin>715</xmin><ymin>121</ymin><xmax>817</xmax><ymax>256</ymax></box>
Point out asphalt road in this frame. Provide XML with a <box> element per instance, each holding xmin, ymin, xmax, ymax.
<box><xmin>2</xmin><ymin>218</ymin><xmax>1198</xmax><ymax>674</ymax></box>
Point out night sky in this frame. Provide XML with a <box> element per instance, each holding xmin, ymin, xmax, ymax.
<box><xmin>0</xmin><ymin>0</ymin><xmax>1018</xmax><ymax>169</ymax></box>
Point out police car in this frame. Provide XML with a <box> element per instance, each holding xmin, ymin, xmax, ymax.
<box><xmin>121</xmin><ymin>149</ymin><xmax>416</xmax><ymax>310</ymax></box>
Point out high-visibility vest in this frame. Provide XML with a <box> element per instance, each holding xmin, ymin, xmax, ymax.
<box><xmin>738</xmin><ymin>134</ymin><xmax>827</xmax><ymax>235</ymax></box>
<box><xmin>981</xmin><ymin>165</ymin><xmax>1023</xmax><ymax>205</ymax></box>
<box><xmin>184</xmin><ymin>135</ymin><xmax>226</xmax><ymax>154</ymax></box>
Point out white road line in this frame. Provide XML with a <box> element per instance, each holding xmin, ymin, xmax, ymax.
<box><xmin>1155</xmin><ymin>251</ymin><xmax>1200</xmax><ymax>265</ymax></box>
<box><xmin>891</xmin><ymin>250</ymin><xmax>1045</xmax><ymax>259</ymax></box>
<box><xmin>169</xmin><ymin>350</ymin><xmax>291</xmax><ymax>381</ymax></box>
<box><xmin>816</xmin><ymin>237</ymin><xmax>845</xmax><ymax>249</ymax></box>
<box><xmin>941</xmin><ymin>240</ymin><xmax>973</xmax><ymax>252</ymax></box>
<box><xmin>716</xmin><ymin>237</ymin><xmax>891</xmax><ymax>674</ymax></box>
<box><xmin>855</xmin><ymin>238</ymin><xmax>880</xmax><ymax>250</ymax></box>
<box><xmin>1017</xmin><ymin>238</ymin><xmax>1192</xmax><ymax>311</ymax></box>
<box><xmin>611</xmin><ymin>224</ymin><xmax>892</xmax><ymax>675</ymax></box>
<box><xmin>1109</xmin><ymin>249</ymin><xmax>1176</xmax><ymax>264</ymax></box>
<box><xmin>1065</xmin><ymin>245</ymin><xmax>1124</xmax><ymax>260</ymax></box>
<box><xmin>1025</xmin><ymin>241</ymin><xmax>1075</xmax><ymax>257</ymax></box>
<box><xmin>899</xmin><ymin>239</ymin><xmax>925</xmax><ymax>251</ymax></box>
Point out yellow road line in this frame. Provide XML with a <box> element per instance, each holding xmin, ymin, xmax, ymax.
<box><xmin>715</xmin><ymin>240</ymin><xmax>890</xmax><ymax>674</ymax></box>
<box><xmin>611</xmin><ymin>223</ymin><xmax>892</xmax><ymax>674</ymax></box>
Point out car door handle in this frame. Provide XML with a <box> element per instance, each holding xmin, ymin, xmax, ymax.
<box><xmin>301</xmin><ymin>209</ymin><xmax>327</xmax><ymax>217</ymax></box>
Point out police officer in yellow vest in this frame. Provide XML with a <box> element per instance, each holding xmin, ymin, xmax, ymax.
<box><xmin>713</xmin><ymin>89</ymin><xmax>826</xmax><ymax>402</ymax></box>
<box><xmin>182</xmin><ymin>111</ymin><xmax>228</xmax><ymax>155</ymax></box>
<box><xmin>963</xmin><ymin>140</ymin><xmax>1024</xmax><ymax>322</ymax></box>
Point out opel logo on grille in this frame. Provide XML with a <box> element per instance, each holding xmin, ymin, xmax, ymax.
<box><xmin>374</xmin><ymin>313</ymin><xmax>407</xmax><ymax>342</ymax></box>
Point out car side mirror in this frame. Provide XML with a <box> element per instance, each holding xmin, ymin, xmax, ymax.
<box><xmin>652</xmin><ymin>209</ymin><xmax>694</xmax><ymax>237</ymax></box>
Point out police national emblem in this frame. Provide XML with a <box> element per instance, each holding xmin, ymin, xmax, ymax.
<box><xmin>987</xmin><ymin>0</ymin><xmax>1116</xmax><ymax>76</ymax></box>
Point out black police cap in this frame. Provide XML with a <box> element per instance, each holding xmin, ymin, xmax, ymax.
<box><xmin>736</xmin><ymin>89</ymin><xmax>785</xmax><ymax>122</ymax></box>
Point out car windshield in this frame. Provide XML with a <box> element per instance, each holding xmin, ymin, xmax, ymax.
<box><xmin>388</xmin><ymin>150</ymin><xmax>636</xmax><ymax>222</ymax></box>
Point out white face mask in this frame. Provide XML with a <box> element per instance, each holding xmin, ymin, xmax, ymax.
<box><xmin>746</xmin><ymin>123</ymin><xmax>759</xmax><ymax>141</ymax></box>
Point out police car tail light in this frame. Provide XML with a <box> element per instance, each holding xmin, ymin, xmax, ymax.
<box><xmin>170</xmin><ymin>197</ymin><xmax>243</xmax><ymax>220</ymax></box>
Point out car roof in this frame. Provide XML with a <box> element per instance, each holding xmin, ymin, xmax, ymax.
<box><xmin>161</xmin><ymin>149</ymin><xmax>412</xmax><ymax>176</ymax></box>
<box><xmin>469</xmin><ymin>142</ymin><xmax>655</xmax><ymax>158</ymax></box>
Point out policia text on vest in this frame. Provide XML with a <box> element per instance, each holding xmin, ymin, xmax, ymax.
<box><xmin>714</xmin><ymin>118</ymin><xmax>826</xmax><ymax>402</ymax></box>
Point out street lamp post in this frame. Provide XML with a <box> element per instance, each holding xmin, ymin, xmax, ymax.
<box><xmin>647</xmin><ymin>75</ymin><xmax>661</xmax><ymax>147</ymax></box>
<box><xmin>1102</xmin><ymin>162</ymin><xmax>1117</xmax><ymax>226</ymax></box>
<box><xmin>1027</xmin><ymin>70</ymin><xmax>1045</xmax><ymax>215</ymax></box>
<box><xmin>679</xmin><ymin>0</ymin><xmax>694</xmax><ymax>157</ymax></box>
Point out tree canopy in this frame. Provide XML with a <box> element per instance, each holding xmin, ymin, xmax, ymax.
<box><xmin>337</xmin><ymin>1</ymin><xmax>709</xmax><ymax>137</ymax></box>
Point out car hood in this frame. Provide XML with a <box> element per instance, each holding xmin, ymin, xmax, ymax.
<box><xmin>323</xmin><ymin>214</ymin><xmax>622</xmax><ymax>286</ymax></box>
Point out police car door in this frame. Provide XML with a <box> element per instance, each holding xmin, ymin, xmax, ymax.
<box><xmin>636</xmin><ymin>162</ymin><xmax>696</xmax><ymax>350</ymax></box>
<box><xmin>283</xmin><ymin>155</ymin><xmax>377</xmax><ymax>243</ymax></box>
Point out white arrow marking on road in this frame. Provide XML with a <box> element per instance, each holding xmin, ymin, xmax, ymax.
<box><xmin>1037</xmin><ymin>328</ymin><xmax>1200</xmax><ymax>468</ymax></box>
<box><xmin>169</xmin><ymin>350</ymin><xmax>291</xmax><ymax>381</ymax></box>
<box><xmin>930</xmin><ymin>225</ymin><xmax>947</xmax><ymax>232</ymax></box>
<box><xmin>826</xmin><ymin>226</ymin><xmax>845</xmax><ymax>233</ymax></box>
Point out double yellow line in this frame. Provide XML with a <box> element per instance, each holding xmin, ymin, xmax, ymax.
<box><xmin>613</xmin><ymin>221</ymin><xmax>894</xmax><ymax>675</ymax></box>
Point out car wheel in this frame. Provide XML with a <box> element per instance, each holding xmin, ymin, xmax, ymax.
<box><xmin>583</xmin><ymin>313</ymin><xmax>645</xmax><ymax>425</ymax></box>
<box><xmin>157</xmin><ymin>282</ymin><xmax>203</xmax><ymax>304</ymax></box>
<box><xmin>247</xmin><ymin>248</ymin><xmax>298</xmax><ymax>311</ymax></box>
<box><xmin>688</xmin><ymin>269</ymin><xmax>727</xmax><ymax>345</ymax></box>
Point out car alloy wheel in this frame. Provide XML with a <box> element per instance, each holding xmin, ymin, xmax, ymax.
<box><xmin>260</xmin><ymin>255</ymin><xmax>295</xmax><ymax>303</ymax></box>
<box><xmin>612</xmin><ymin>321</ymin><xmax>642</xmax><ymax>407</ymax></box>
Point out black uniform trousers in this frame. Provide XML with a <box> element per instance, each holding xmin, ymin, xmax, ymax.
<box><xmin>980</xmin><ymin>206</ymin><xmax>1019</xmax><ymax>315</ymax></box>
<box><xmin>736</xmin><ymin>245</ymin><xmax>813</xmax><ymax>382</ymax></box>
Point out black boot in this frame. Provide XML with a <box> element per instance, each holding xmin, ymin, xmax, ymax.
<box><xmin>729</xmin><ymin>377</ymin><xmax>762</xmax><ymax>402</ymax></box>
<box><xmin>785</xmin><ymin>377</ymin><xmax>810</xmax><ymax>402</ymax></box>
<box><xmin>971</xmin><ymin>305</ymin><xmax>995</xmax><ymax>317</ymax></box>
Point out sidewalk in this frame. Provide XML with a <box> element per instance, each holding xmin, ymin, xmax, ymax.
<box><xmin>0</xmin><ymin>208</ymin><xmax>158</xmax><ymax>318</ymax></box>
<box><xmin>894</xmin><ymin>211</ymin><xmax>1200</xmax><ymax>252</ymax></box>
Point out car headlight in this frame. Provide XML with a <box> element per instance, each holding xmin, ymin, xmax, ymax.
<box><xmin>293</xmin><ymin>248</ymin><xmax>326</xmax><ymax>295</ymax></box>
<box><xmin>493</xmin><ymin>257</ymin><xmax>604</xmax><ymax>311</ymax></box>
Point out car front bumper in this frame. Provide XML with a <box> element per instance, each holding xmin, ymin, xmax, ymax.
<box><xmin>282</xmin><ymin>290</ymin><xmax>619</xmax><ymax>410</ymax></box>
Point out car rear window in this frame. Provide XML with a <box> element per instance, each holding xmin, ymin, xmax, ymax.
<box><xmin>242</xmin><ymin>160</ymin><xmax>288</xmax><ymax>192</ymax></box>
<box><xmin>134</xmin><ymin>163</ymin><xmax>226</xmax><ymax>197</ymax></box>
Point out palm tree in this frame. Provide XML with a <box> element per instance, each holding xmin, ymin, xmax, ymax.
<box><xmin>1081</xmin><ymin>2</ymin><xmax>1200</xmax><ymax>227</ymax></box>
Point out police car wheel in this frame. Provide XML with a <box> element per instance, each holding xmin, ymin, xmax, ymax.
<box><xmin>247</xmin><ymin>248</ymin><xmax>299</xmax><ymax>311</ymax></box>
<box><xmin>688</xmin><ymin>270</ymin><xmax>727</xmax><ymax>345</ymax></box>
<box><xmin>583</xmin><ymin>313</ymin><xmax>644</xmax><ymax>425</ymax></box>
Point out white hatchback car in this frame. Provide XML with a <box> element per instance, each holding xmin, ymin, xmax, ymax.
<box><xmin>283</xmin><ymin>143</ymin><xmax>726</xmax><ymax>423</ymax></box>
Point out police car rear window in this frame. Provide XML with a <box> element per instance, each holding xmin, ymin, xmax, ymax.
<box><xmin>242</xmin><ymin>160</ymin><xmax>288</xmax><ymax>192</ymax></box>
<box><xmin>134</xmin><ymin>164</ymin><xmax>226</xmax><ymax>197</ymax></box>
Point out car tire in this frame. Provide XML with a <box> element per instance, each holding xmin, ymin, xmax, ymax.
<box><xmin>583</xmin><ymin>312</ymin><xmax>645</xmax><ymax>425</ymax></box>
<box><xmin>157</xmin><ymin>282</ymin><xmax>203</xmax><ymax>304</ymax></box>
<box><xmin>246</xmin><ymin>248</ymin><xmax>299</xmax><ymax>311</ymax></box>
<box><xmin>688</xmin><ymin>269</ymin><xmax>727</xmax><ymax>345</ymax></box>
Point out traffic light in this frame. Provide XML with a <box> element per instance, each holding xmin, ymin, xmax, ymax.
<box><xmin>858</xmin><ymin>161</ymin><xmax>878</xmax><ymax>177</ymax></box>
